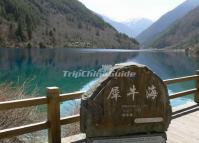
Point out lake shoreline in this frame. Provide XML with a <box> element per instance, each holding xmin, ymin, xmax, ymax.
<box><xmin>0</xmin><ymin>46</ymin><xmax>186</xmax><ymax>52</ymax></box>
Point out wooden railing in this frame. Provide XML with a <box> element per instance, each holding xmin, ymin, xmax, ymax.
<box><xmin>0</xmin><ymin>88</ymin><xmax>83</xmax><ymax>143</ymax></box>
<box><xmin>163</xmin><ymin>70</ymin><xmax>199</xmax><ymax>101</ymax></box>
<box><xmin>0</xmin><ymin>70</ymin><xmax>199</xmax><ymax>143</ymax></box>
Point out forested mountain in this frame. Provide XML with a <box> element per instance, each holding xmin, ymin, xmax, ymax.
<box><xmin>147</xmin><ymin>6</ymin><xmax>199</xmax><ymax>55</ymax></box>
<box><xmin>137</xmin><ymin>0</ymin><xmax>199</xmax><ymax>46</ymax></box>
<box><xmin>0</xmin><ymin>0</ymin><xmax>139</xmax><ymax>49</ymax></box>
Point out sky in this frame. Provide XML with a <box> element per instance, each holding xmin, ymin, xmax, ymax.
<box><xmin>79</xmin><ymin>0</ymin><xmax>186</xmax><ymax>22</ymax></box>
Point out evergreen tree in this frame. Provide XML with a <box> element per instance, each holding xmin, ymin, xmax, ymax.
<box><xmin>16</xmin><ymin>22</ymin><xmax>25</xmax><ymax>41</ymax></box>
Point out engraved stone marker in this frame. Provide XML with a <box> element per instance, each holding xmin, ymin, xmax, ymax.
<box><xmin>80</xmin><ymin>63</ymin><xmax>172</xmax><ymax>142</ymax></box>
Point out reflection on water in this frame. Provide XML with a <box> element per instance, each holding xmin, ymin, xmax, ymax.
<box><xmin>131</xmin><ymin>51</ymin><xmax>199</xmax><ymax>106</ymax></box>
<box><xmin>0</xmin><ymin>48</ymin><xmax>199</xmax><ymax>108</ymax></box>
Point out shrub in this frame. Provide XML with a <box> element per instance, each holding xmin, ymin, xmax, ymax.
<box><xmin>0</xmin><ymin>81</ymin><xmax>38</xmax><ymax>143</ymax></box>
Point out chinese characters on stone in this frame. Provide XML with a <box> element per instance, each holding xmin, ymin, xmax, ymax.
<box><xmin>107</xmin><ymin>86</ymin><xmax>121</xmax><ymax>102</ymax></box>
<box><xmin>146</xmin><ymin>85</ymin><xmax>158</xmax><ymax>100</ymax></box>
<box><xmin>127</xmin><ymin>85</ymin><xmax>139</xmax><ymax>101</ymax></box>
<box><xmin>107</xmin><ymin>85</ymin><xmax>158</xmax><ymax>102</ymax></box>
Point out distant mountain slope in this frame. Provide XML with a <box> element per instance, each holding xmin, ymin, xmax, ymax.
<box><xmin>137</xmin><ymin>0</ymin><xmax>199</xmax><ymax>45</ymax></box>
<box><xmin>124</xmin><ymin>18</ymin><xmax>153</xmax><ymax>37</ymax></box>
<box><xmin>102</xmin><ymin>16</ymin><xmax>133</xmax><ymax>37</ymax></box>
<box><xmin>0</xmin><ymin>0</ymin><xmax>139</xmax><ymax>49</ymax></box>
<box><xmin>102</xmin><ymin>16</ymin><xmax>153</xmax><ymax>37</ymax></box>
<box><xmin>148</xmin><ymin>6</ymin><xmax>199</xmax><ymax>54</ymax></box>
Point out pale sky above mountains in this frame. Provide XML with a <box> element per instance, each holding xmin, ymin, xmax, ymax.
<box><xmin>79</xmin><ymin>0</ymin><xmax>186</xmax><ymax>22</ymax></box>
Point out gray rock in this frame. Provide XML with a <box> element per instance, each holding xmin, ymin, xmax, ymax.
<box><xmin>80</xmin><ymin>63</ymin><xmax>172</xmax><ymax>138</ymax></box>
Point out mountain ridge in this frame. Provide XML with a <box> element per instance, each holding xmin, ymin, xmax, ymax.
<box><xmin>101</xmin><ymin>16</ymin><xmax>133</xmax><ymax>37</ymax></box>
<box><xmin>147</xmin><ymin>5</ymin><xmax>199</xmax><ymax>55</ymax></box>
<box><xmin>102</xmin><ymin>16</ymin><xmax>153</xmax><ymax>37</ymax></box>
<box><xmin>137</xmin><ymin>0</ymin><xmax>199</xmax><ymax>46</ymax></box>
<box><xmin>124</xmin><ymin>18</ymin><xmax>153</xmax><ymax>37</ymax></box>
<box><xmin>0</xmin><ymin>0</ymin><xmax>139</xmax><ymax>49</ymax></box>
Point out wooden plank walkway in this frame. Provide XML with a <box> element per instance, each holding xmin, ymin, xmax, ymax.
<box><xmin>167</xmin><ymin>102</ymin><xmax>199</xmax><ymax>143</ymax></box>
<box><xmin>62</xmin><ymin>102</ymin><xmax>199</xmax><ymax>143</ymax></box>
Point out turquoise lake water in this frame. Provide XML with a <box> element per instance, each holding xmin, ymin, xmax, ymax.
<box><xmin>0</xmin><ymin>48</ymin><xmax>199</xmax><ymax>115</ymax></box>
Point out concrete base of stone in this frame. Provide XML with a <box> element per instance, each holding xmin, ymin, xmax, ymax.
<box><xmin>87</xmin><ymin>133</ymin><xmax>167</xmax><ymax>143</ymax></box>
<box><xmin>62</xmin><ymin>133</ymin><xmax>167</xmax><ymax>143</ymax></box>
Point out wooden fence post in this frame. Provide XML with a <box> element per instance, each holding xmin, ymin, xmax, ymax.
<box><xmin>194</xmin><ymin>70</ymin><xmax>199</xmax><ymax>103</ymax></box>
<box><xmin>47</xmin><ymin>87</ymin><xmax>61</xmax><ymax>143</ymax></box>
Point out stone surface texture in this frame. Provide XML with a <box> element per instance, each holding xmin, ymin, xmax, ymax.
<box><xmin>80</xmin><ymin>63</ymin><xmax>172</xmax><ymax>138</ymax></box>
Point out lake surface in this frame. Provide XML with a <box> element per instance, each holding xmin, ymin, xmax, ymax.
<box><xmin>0</xmin><ymin>48</ymin><xmax>199</xmax><ymax>115</ymax></box>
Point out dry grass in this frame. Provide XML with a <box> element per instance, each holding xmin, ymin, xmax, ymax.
<box><xmin>0</xmin><ymin>80</ymin><xmax>83</xmax><ymax>142</ymax></box>
<box><xmin>62</xmin><ymin>101</ymin><xmax>80</xmax><ymax>138</ymax></box>
<box><xmin>0</xmin><ymin>82</ymin><xmax>38</xmax><ymax>143</ymax></box>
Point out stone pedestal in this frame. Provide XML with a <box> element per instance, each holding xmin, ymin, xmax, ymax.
<box><xmin>87</xmin><ymin>133</ymin><xmax>166</xmax><ymax>143</ymax></box>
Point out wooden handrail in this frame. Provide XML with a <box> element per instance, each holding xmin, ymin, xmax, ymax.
<box><xmin>0</xmin><ymin>97</ymin><xmax>48</xmax><ymax>111</ymax></box>
<box><xmin>0</xmin><ymin>72</ymin><xmax>199</xmax><ymax>142</ymax></box>
<box><xmin>164</xmin><ymin>75</ymin><xmax>199</xmax><ymax>85</ymax></box>
<box><xmin>169</xmin><ymin>88</ymin><xmax>197</xmax><ymax>99</ymax></box>
<box><xmin>60</xmin><ymin>91</ymin><xmax>84</xmax><ymax>102</ymax></box>
<box><xmin>0</xmin><ymin>121</ymin><xmax>48</xmax><ymax>139</ymax></box>
<box><xmin>60</xmin><ymin>114</ymin><xmax>80</xmax><ymax>125</ymax></box>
